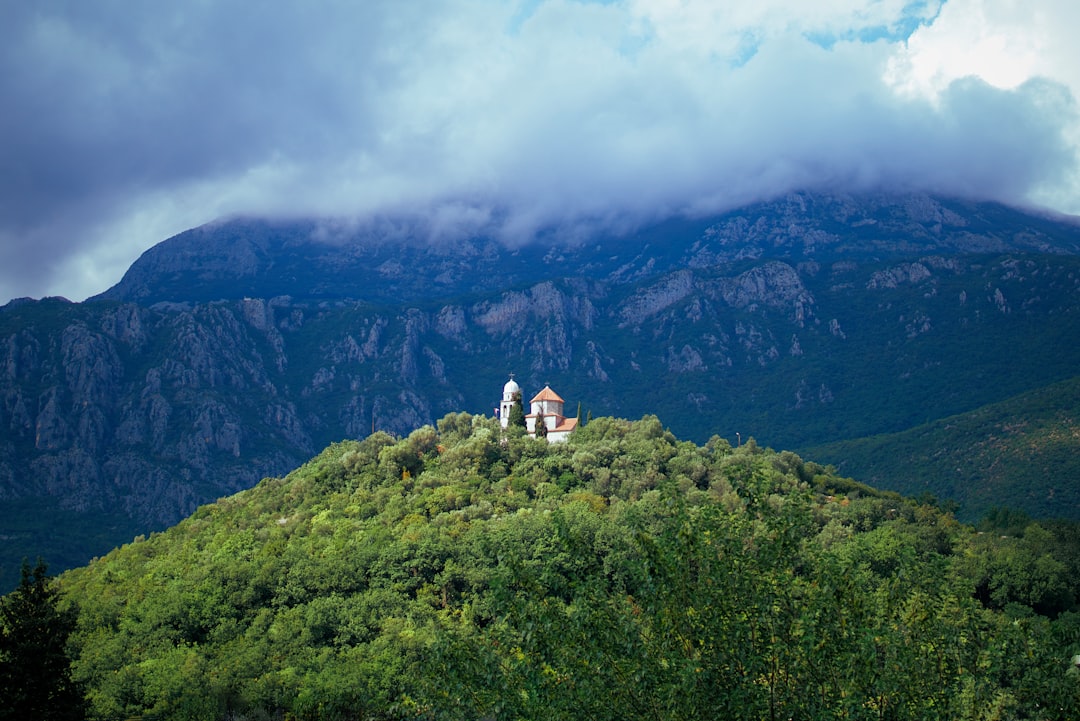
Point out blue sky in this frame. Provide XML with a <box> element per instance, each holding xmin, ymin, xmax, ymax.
<box><xmin>1</xmin><ymin>0</ymin><xmax>1078</xmax><ymax>303</ymax></box>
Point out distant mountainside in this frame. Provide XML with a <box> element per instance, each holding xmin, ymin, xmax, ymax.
<box><xmin>4</xmin><ymin>191</ymin><xmax>1080</xmax><ymax>589</ymax></box>
<box><xmin>806</xmin><ymin>375</ymin><xmax>1080</xmax><ymax>522</ymax></box>
<box><xmin>95</xmin><ymin>193</ymin><xmax>1080</xmax><ymax>306</ymax></box>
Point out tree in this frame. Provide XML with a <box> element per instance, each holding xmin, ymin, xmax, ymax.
<box><xmin>0</xmin><ymin>559</ymin><xmax>86</xmax><ymax>721</ymax></box>
<box><xmin>535</xmin><ymin>411</ymin><xmax>548</xmax><ymax>439</ymax></box>
<box><xmin>508</xmin><ymin>391</ymin><xmax>526</xmax><ymax>429</ymax></box>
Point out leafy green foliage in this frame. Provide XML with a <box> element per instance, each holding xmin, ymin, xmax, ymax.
<box><xmin>50</xmin><ymin>416</ymin><xmax>1080</xmax><ymax>719</ymax></box>
<box><xmin>533</xmin><ymin>410</ymin><xmax>547</xmax><ymax>438</ymax></box>
<box><xmin>508</xmin><ymin>391</ymin><xmax>526</xmax><ymax>429</ymax></box>
<box><xmin>0</xmin><ymin>560</ymin><xmax>86</xmax><ymax>721</ymax></box>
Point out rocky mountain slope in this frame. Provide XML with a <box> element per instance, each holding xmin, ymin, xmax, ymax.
<box><xmin>95</xmin><ymin>193</ymin><xmax>1080</xmax><ymax>306</ymax></box>
<box><xmin>3</xmin><ymin>192</ymin><xmax>1080</xmax><ymax>589</ymax></box>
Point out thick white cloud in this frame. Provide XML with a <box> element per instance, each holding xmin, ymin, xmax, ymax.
<box><xmin>0</xmin><ymin>0</ymin><xmax>1077</xmax><ymax>303</ymax></box>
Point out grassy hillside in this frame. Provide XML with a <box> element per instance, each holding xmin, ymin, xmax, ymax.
<box><xmin>45</xmin><ymin>415</ymin><xmax>1080</xmax><ymax>720</ymax></box>
<box><xmin>804</xmin><ymin>376</ymin><xmax>1080</xmax><ymax>521</ymax></box>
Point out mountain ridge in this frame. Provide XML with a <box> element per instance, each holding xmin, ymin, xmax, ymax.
<box><xmin>92</xmin><ymin>192</ymin><xmax>1080</xmax><ymax>305</ymax></box>
<box><xmin>3</xmin><ymin>191</ymin><xmax>1080</xmax><ymax>590</ymax></box>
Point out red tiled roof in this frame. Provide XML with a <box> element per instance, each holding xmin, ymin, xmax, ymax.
<box><xmin>552</xmin><ymin>418</ymin><xmax>578</xmax><ymax>433</ymax></box>
<box><xmin>531</xmin><ymin>385</ymin><xmax>565</xmax><ymax>403</ymax></box>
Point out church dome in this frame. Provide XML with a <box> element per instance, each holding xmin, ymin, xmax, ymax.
<box><xmin>503</xmin><ymin>377</ymin><xmax>520</xmax><ymax>397</ymax></box>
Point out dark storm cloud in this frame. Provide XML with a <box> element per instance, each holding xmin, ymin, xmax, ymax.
<box><xmin>0</xmin><ymin>0</ymin><xmax>1077</xmax><ymax>303</ymax></box>
<box><xmin>0</xmin><ymin>1</ymin><xmax>391</xmax><ymax>298</ymax></box>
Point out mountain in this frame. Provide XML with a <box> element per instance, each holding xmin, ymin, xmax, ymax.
<box><xmin>53</xmin><ymin>417</ymin><xmax>1080</xmax><ymax>719</ymax></box>
<box><xmin>806</xmin><ymin>375</ymin><xmax>1080</xmax><ymax>521</ymax></box>
<box><xmin>4</xmin><ymin>191</ymin><xmax>1080</xmax><ymax>589</ymax></box>
<box><xmin>95</xmin><ymin>193</ymin><xmax>1080</xmax><ymax>306</ymax></box>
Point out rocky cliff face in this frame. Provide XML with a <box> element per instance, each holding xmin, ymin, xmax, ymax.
<box><xmin>2</xmin><ymin>301</ymin><xmax>301</xmax><ymax>526</ymax></box>
<box><xmin>4</xmin><ymin>192</ymin><xmax>1080</xmax><ymax>587</ymax></box>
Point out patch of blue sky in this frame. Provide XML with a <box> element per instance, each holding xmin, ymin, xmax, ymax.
<box><xmin>506</xmin><ymin>0</ymin><xmax>542</xmax><ymax>34</ymax></box>
<box><xmin>506</xmin><ymin>0</ymin><xmax>621</xmax><ymax>35</ymax></box>
<box><xmin>729</xmin><ymin>31</ymin><xmax>763</xmax><ymax>68</ymax></box>
<box><xmin>805</xmin><ymin>0</ymin><xmax>945</xmax><ymax>49</ymax></box>
<box><xmin>617</xmin><ymin>30</ymin><xmax>652</xmax><ymax>60</ymax></box>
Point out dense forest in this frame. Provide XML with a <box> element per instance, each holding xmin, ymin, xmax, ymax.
<box><xmin>8</xmin><ymin>414</ymin><xmax>1080</xmax><ymax>719</ymax></box>
<box><xmin>806</xmin><ymin>376</ymin><xmax>1080</xmax><ymax>521</ymax></box>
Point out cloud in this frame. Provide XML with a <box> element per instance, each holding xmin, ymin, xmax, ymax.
<box><xmin>1</xmin><ymin>0</ymin><xmax>1077</xmax><ymax>303</ymax></box>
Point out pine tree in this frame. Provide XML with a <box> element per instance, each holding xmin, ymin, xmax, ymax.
<box><xmin>508</xmin><ymin>391</ymin><xmax>526</xmax><ymax>428</ymax></box>
<box><xmin>535</xmin><ymin>411</ymin><xmax>548</xmax><ymax>438</ymax></box>
<box><xmin>0</xmin><ymin>560</ymin><xmax>86</xmax><ymax>721</ymax></box>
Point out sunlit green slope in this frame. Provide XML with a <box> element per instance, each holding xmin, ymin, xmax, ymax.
<box><xmin>53</xmin><ymin>415</ymin><xmax>1080</xmax><ymax>720</ymax></box>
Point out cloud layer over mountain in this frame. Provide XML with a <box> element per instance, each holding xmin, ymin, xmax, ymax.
<box><xmin>2</xmin><ymin>0</ymin><xmax>1079</xmax><ymax>303</ymax></box>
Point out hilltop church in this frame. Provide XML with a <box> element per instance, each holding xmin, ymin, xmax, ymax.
<box><xmin>498</xmin><ymin>376</ymin><xmax>578</xmax><ymax>443</ymax></box>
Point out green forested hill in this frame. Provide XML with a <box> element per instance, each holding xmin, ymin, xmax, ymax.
<box><xmin>52</xmin><ymin>415</ymin><xmax>1080</xmax><ymax>720</ymax></box>
<box><xmin>7</xmin><ymin>194</ymin><xmax>1080</xmax><ymax>593</ymax></box>
<box><xmin>806</xmin><ymin>376</ymin><xmax>1080</xmax><ymax>521</ymax></box>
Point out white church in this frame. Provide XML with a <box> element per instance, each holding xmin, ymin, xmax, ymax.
<box><xmin>498</xmin><ymin>375</ymin><xmax>578</xmax><ymax>443</ymax></box>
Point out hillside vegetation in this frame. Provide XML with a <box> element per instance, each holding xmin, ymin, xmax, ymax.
<box><xmin>56</xmin><ymin>415</ymin><xmax>1080</xmax><ymax>720</ymax></box>
<box><xmin>807</xmin><ymin>375</ymin><xmax>1080</xmax><ymax>521</ymax></box>
<box><xmin>6</xmin><ymin>194</ymin><xmax>1080</xmax><ymax>591</ymax></box>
